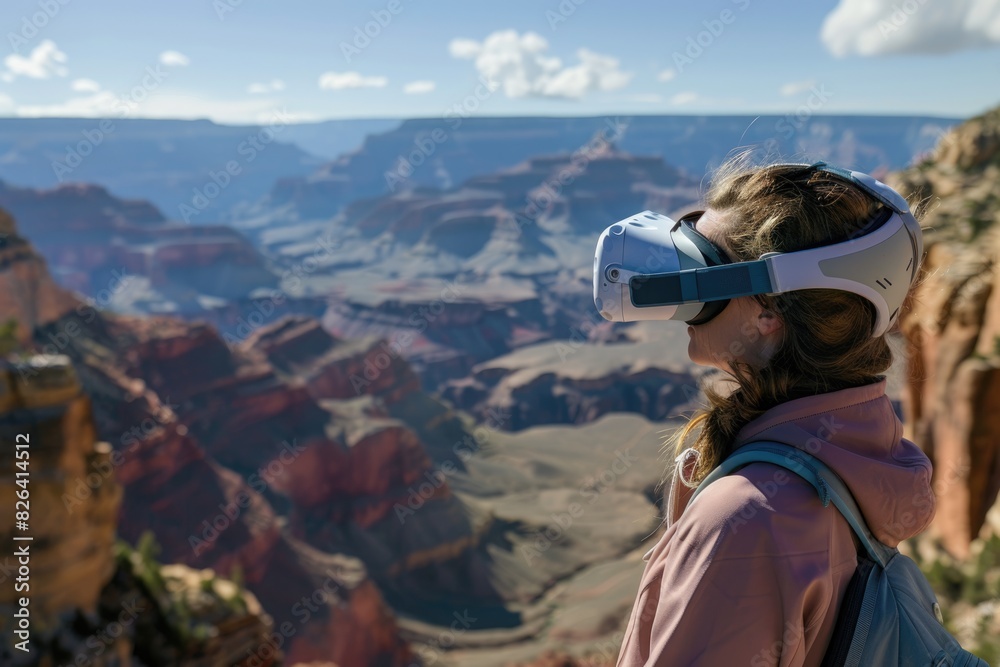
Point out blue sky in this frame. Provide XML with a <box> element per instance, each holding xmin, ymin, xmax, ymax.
<box><xmin>1</xmin><ymin>0</ymin><xmax>999</xmax><ymax>124</ymax></box>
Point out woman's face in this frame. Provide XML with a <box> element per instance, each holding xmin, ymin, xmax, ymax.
<box><xmin>686</xmin><ymin>208</ymin><xmax>784</xmax><ymax>373</ymax></box>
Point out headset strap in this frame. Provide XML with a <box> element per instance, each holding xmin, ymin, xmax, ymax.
<box><xmin>629</xmin><ymin>259</ymin><xmax>774</xmax><ymax>305</ymax></box>
<box><xmin>689</xmin><ymin>441</ymin><xmax>896</xmax><ymax>567</ymax></box>
<box><xmin>787</xmin><ymin>161</ymin><xmax>910</xmax><ymax>214</ymax></box>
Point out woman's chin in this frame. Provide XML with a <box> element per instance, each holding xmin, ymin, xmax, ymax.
<box><xmin>686</xmin><ymin>337</ymin><xmax>701</xmax><ymax>364</ymax></box>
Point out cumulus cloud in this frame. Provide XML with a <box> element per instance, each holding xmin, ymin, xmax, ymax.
<box><xmin>670</xmin><ymin>91</ymin><xmax>700</xmax><ymax>105</ymax></box>
<box><xmin>247</xmin><ymin>79</ymin><xmax>285</xmax><ymax>94</ymax></box>
<box><xmin>71</xmin><ymin>78</ymin><xmax>101</xmax><ymax>93</ymax></box>
<box><xmin>780</xmin><ymin>79</ymin><xmax>817</xmax><ymax>96</ymax></box>
<box><xmin>4</xmin><ymin>40</ymin><xmax>68</xmax><ymax>79</ymax></box>
<box><xmin>159</xmin><ymin>50</ymin><xmax>190</xmax><ymax>66</ymax></box>
<box><xmin>821</xmin><ymin>0</ymin><xmax>1000</xmax><ymax>56</ymax></box>
<box><xmin>448</xmin><ymin>30</ymin><xmax>631</xmax><ymax>99</ymax></box>
<box><xmin>0</xmin><ymin>94</ymin><xmax>13</xmax><ymax>111</ymax></box>
<box><xmin>657</xmin><ymin>68</ymin><xmax>677</xmax><ymax>82</ymax></box>
<box><xmin>403</xmin><ymin>80</ymin><xmax>435</xmax><ymax>94</ymax></box>
<box><xmin>318</xmin><ymin>71</ymin><xmax>388</xmax><ymax>90</ymax></box>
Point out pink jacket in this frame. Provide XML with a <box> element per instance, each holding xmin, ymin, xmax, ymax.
<box><xmin>616</xmin><ymin>379</ymin><xmax>935</xmax><ymax>667</ymax></box>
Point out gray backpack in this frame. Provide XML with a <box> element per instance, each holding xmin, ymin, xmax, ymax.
<box><xmin>691</xmin><ymin>441</ymin><xmax>988</xmax><ymax>667</ymax></box>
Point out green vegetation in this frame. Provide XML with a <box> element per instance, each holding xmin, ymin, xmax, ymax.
<box><xmin>923</xmin><ymin>535</ymin><xmax>1000</xmax><ymax>606</ymax></box>
<box><xmin>115</xmin><ymin>532</ymin><xmax>251</xmax><ymax>655</ymax></box>
<box><xmin>224</xmin><ymin>563</ymin><xmax>249</xmax><ymax>615</ymax></box>
<box><xmin>916</xmin><ymin>534</ymin><xmax>1000</xmax><ymax>663</ymax></box>
<box><xmin>0</xmin><ymin>317</ymin><xmax>21</xmax><ymax>357</ymax></box>
<box><xmin>132</xmin><ymin>531</ymin><xmax>168</xmax><ymax>599</ymax></box>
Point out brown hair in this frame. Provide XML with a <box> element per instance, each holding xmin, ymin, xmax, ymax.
<box><xmin>670</xmin><ymin>158</ymin><xmax>904</xmax><ymax>484</ymax></box>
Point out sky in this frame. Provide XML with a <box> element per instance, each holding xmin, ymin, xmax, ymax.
<box><xmin>1</xmin><ymin>0</ymin><xmax>999</xmax><ymax>124</ymax></box>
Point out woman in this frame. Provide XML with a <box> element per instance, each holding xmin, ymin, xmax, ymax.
<box><xmin>615</xmin><ymin>160</ymin><xmax>936</xmax><ymax>666</ymax></box>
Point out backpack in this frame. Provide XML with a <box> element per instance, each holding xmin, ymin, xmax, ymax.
<box><xmin>690</xmin><ymin>440</ymin><xmax>989</xmax><ymax>667</ymax></box>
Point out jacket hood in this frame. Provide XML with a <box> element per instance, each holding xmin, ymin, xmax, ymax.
<box><xmin>731</xmin><ymin>378</ymin><xmax>935</xmax><ymax>546</ymax></box>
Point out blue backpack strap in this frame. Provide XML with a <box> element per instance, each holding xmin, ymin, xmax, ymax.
<box><xmin>689</xmin><ymin>441</ymin><xmax>895</xmax><ymax>567</ymax></box>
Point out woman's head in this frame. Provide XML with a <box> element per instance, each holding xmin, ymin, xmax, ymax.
<box><xmin>673</xmin><ymin>159</ymin><xmax>908</xmax><ymax>483</ymax></box>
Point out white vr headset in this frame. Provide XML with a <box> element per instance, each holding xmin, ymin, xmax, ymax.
<box><xmin>593</xmin><ymin>162</ymin><xmax>922</xmax><ymax>338</ymax></box>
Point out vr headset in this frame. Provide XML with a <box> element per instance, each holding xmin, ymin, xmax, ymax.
<box><xmin>592</xmin><ymin>162</ymin><xmax>922</xmax><ymax>338</ymax></box>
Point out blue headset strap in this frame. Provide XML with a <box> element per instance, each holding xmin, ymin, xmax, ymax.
<box><xmin>629</xmin><ymin>258</ymin><xmax>774</xmax><ymax>305</ymax></box>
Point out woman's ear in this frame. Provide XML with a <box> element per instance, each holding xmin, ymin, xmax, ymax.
<box><xmin>757</xmin><ymin>309</ymin><xmax>783</xmax><ymax>337</ymax></box>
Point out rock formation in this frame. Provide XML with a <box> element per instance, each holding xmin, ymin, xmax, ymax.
<box><xmin>260</xmin><ymin>114</ymin><xmax>955</xmax><ymax>223</ymax></box>
<box><xmin>256</xmin><ymin>148</ymin><xmax>702</xmax><ymax>393</ymax></box>
<box><xmin>892</xmin><ymin>105</ymin><xmax>1000</xmax><ymax>558</ymax></box>
<box><xmin>0</xmin><ymin>181</ymin><xmax>278</xmax><ymax>314</ymax></box>
<box><xmin>1</xmin><ymin>207</ymin><xmax>417</xmax><ymax>665</ymax></box>
<box><xmin>0</xmin><ymin>208</ymin><xmax>78</xmax><ymax>343</ymax></box>
<box><xmin>439</xmin><ymin>337</ymin><xmax>700</xmax><ymax>431</ymax></box>
<box><xmin>0</xmin><ymin>354</ymin><xmax>276</xmax><ymax>666</ymax></box>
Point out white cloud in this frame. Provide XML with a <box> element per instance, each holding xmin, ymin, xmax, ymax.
<box><xmin>16</xmin><ymin>91</ymin><xmax>124</xmax><ymax>117</ymax></box>
<box><xmin>4</xmin><ymin>40</ymin><xmax>68</xmax><ymax>79</ymax></box>
<box><xmin>71</xmin><ymin>78</ymin><xmax>101</xmax><ymax>93</ymax></box>
<box><xmin>403</xmin><ymin>80</ymin><xmax>435</xmax><ymax>94</ymax></box>
<box><xmin>780</xmin><ymin>79</ymin><xmax>817</xmax><ymax>96</ymax></box>
<box><xmin>247</xmin><ymin>79</ymin><xmax>285</xmax><ymax>94</ymax></box>
<box><xmin>448</xmin><ymin>38</ymin><xmax>482</xmax><ymax>59</ymax></box>
<box><xmin>0</xmin><ymin>94</ymin><xmax>13</xmax><ymax>111</ymax></box>
<box><xmin>670</xmin><ymin>91</ymin><xmax>700</xmax><ymax>105</ymax></box>
<box><xmin>16</xmin><ymin>90</ymin><xmax>299</xmax><ymax>125</ymax></box>
<box><xmin>159</xmin><ymin>50</ymin><xmax>190</xmax><ymax>67</ymax></box>
<box><xmin>318</xmin><ymin>71</ymin><xmax>388</xmax><ymax>90</ymax></box>
<box><xmin>448</xmin><ymin>30</ymin><xmax>631</xmax><ymax>100</ymax></box>
<box><xmin>657</xmin><ymin>68</ymin><xmax>677</xmax><ymax>82</ymax></box>
<box><xmin>821</xmin><ymin>0</ymin><xmax>1000</xmax><ymax>56</ymax></box>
